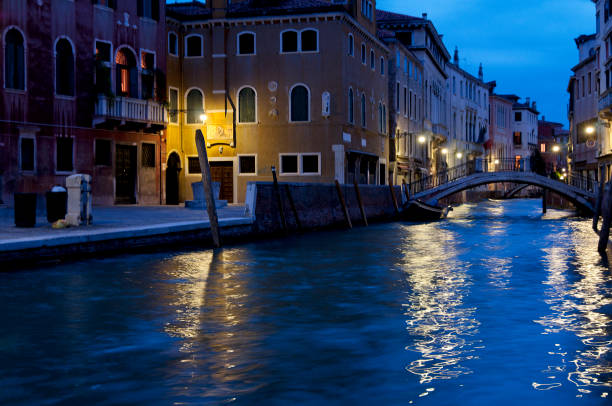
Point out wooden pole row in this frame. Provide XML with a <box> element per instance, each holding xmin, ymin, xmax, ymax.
<box><xmin>335</xmin><ymin>180</ymin><xmax>352</xmax><ymax>229</ymax></box>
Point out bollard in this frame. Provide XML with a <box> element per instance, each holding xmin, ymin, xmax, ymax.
<box><xmin>195</xmin><ymin>130</ymin><xmax>221</xmax><ymax>248</ymax></box>
<box><xmin>593</xmin><ymin>177</ymin><xmax>605</xmax><ymax>232</ymax></box>
<box><xmin>542</xmin><ymin>189</ymin><xmax>547</xmax><ymax>214</ymax></box>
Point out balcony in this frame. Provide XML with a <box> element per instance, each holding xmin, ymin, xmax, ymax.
<box><xmin>599</xmin><ymin>89</ymin><xmax>612</xmax><ymax>117</ymax></box>
<box><xmin>94</xmin><ymin>95</ymin><xmax>167</xmax><ymax>130</ymax></box>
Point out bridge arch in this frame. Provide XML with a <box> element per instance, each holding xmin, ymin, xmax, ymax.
<box><xmin>410</xmin><ymin>172</ymin><xmax>596</xmax><ymax>214</ymax></box>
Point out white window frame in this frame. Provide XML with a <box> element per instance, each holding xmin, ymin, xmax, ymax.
<box><xmin>168</xmin><ymin>86</ymin><xmax>180</xmax><ymax>125</ymax></box>
<box><xmin>238</xmin><ymin>154</ymin><xmax>257</xmax><ymax>176</ymax></box>
<box><xmin>18</xmin><ymin>134</ymin><xmax>36</xmax><ymax>173</ymax></box>
<box><xmin>237</xmin><ymin>85</ymin><xmax>257</xmax><ymax>124</ymax></box>
<box><xmin>280</xmin><ymin>29</ymin><xmax>299</xmax><ymax>54</ymax></box>
<box><xmin>53</xmin><ymin>35</ymin><xmax>77</xmax><ymax>99</ymax></box>
<box><xmin>300</xmin><ymin>152</ymin><xmax>321</xmax><ymax>176</ymax></box>
<box><xmin>279</xmin><ymin>153</ymin><xmax>300</xmax><ymax>176</ymax></box>
<box><xmin>54</xmin><ymin>135</ymin><xmax>76</xmax><ymax>175</ymax></box>
<box><xmin>300</xmin><ymin>28</ymin><xmax>319</xmax><ymax>53</ymax></box>
<box><xmin>237</xmin><ymin>31</ymin><xmax>256</xmax><ymax>56</ymax></box>
<box><xmin>184</xmin><ymin>86</ymin><xmax>205</xmax><ymax>125</ymax></box>
<box><xmin>3</xmin><ymin>25</ymin><xmax>27</xmax><ymax>92</ymax></box>
<box><xmin>184</xmin><ymin>33</ymin><xmax>204</xmax><ymax>58</ymax></box>
<box><xmin>288</xmin><ymin>83</ymin><xmax>311</xmax><ymax>123</ymax></box>
<box><xmin>168</xmin><ymin>31</ymin><xmax>178</xmax><ymax>57</ymax></box>
<box><xmin>94</xmin><ymin>38</ymin><xmax>113</xmax><ymax>92</ymax></box>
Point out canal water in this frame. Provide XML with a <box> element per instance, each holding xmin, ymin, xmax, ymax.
<box><xmin>1</xmin><ymin>199</ymin><xmax>611</xmax><ymax>405</ymax></box>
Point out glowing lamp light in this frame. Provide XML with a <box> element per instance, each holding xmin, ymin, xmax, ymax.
<box><xmin>562</xmin><ymin>168</ymin><xmax>566</xmax><ymax>172</ymax></box>
<box><xmin>494</xmin><ymin>159</ymin><xmax>500</xmax><ymax>165</ymax></box>
<box><xmin>552</xmin><ymin>145</ymin><xmax>561</xmax><ymax>153</ymax></box>
<box><xmin>441</xmin><ymin>148</ymin><xmax>449</xmax><ymax>155</ymax></box>
<box><xmin>418</xmin><ymin>135</ymin><xmax>427</xmax><ymax>144</ymax></box>
<box><xmin>456</xmin><ymin>152</ymin><xmax>463</xmax><ymax>159</ymax></box>
<box><xmin>199</xmin><ymin>113</ymin><xmax>208</xmax><ymax>123</ymax></box>
<box><xmin>585</xmin><ymin>126</ymin><xmax>595</xmax><ymax>135</ymax></box>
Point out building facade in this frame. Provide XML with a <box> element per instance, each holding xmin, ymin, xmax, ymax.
<box><xmin>538</xmin><ymin>119</ymin><xmax>566</xmax><ymax>173</ymax></box>
<box><xmin>0</xmin><ymin>0</ymin><xmax>167</xmax><ymax>206</ymax></box>
<box><xmin>487</xmin><ymin>86</ymin><xmax>514</xmax><ymax>167</ymax></box>
<box><xmin>499</xmin><ymin>95</ymin><xmax>539</xmax><ymax>161</ymax></box>
<box><xmin>166</xmin><ymin>0</ymin><xmax>390</xmax><ymax>204</ymax></box>
<box><xmin>446</xmin><ymin>49</ymin><xmax>490</xmax><ymax>168</ymax></box>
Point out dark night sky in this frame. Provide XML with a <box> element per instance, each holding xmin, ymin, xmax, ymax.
<box><xmin>170</xmin><ymin>0</ymin><xmax>595</xmax><ymax>126</ymax></box>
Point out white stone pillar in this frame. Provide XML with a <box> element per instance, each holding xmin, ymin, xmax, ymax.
<box><xmin>332</xmin><ymin>144</ymin><xmax>345</xmax><ymax>184</ymax></box>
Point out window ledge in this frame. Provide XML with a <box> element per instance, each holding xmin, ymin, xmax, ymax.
<box><xmin>55</xmin><ymin>171</ymin><xmax>75</xmax><ymax>176</ymax></box>
<box><xmin>4</xmin><ymin>88</ymin><xmax>26</xmax><ymax>95</ymax></box>
<box><xmin>55</xmin><ymin>95</ymin><xmax>76</xmax><ymax>101</ymax></box>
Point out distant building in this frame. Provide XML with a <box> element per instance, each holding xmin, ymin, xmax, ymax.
<box><xmin>497</xmin><ymin>95</ymin><xmax>539</xmax><ymax>161</ymax></box>
<box><xmin>538</xmin><ymin>118</ymin><xmax>566</xmax><ymax>173</ymax></box>
<box><xmin>0</xmin><ymin>1</ymin><xmax>168</xmax><ymax>206</ymax></box>
<box><xmin>486</xmin><ymin>85</ymin><xmax>515</xmax><ymax>171</ymax></box>
<box><xmin>446</xmin><ymin>48</ymin><xmax>490</xmax><ymax>168</ymax></box>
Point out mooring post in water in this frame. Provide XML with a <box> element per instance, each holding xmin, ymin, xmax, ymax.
<box><xmin>284</xmin><ymin>184</ymin><xmax>302</xmax><ymax>231</ymax></box>
<box><xmin>353</xmin><ymin>180</ymin><xmax>368</xmax><ymax>226</ymax></box>
<box><xmin>389</xmin><ymin>173</ymin><xmax>399</xmax><ymax>214</ymax></box>
<box><xmin>598</xmin><ymin>181</ymin><xmax>612</xmax><ymax>255</ymax></box>
<box><xmin>335</xmin><ymin>180</ymin><xmax>352</xmax><ymax>229</ymax></box>
<box><xmin>594</xmin><ymin>177</ymin><xmax>605</xmax><ymax>232</ymax></box>
<box><xmin>402</xmin><ymin>179</ymin><xmax>410</xmax><ymax>202</ymax></box>
<box><xmin>271</xmin><ymin>166</ymin><xmax>288</xmax><ymax>233</ymax></box>
<box><xmin>195</xmin><ymin>130</ymin><xmax>221</xmax><ymax>248</ymax></box>
<box><xmin>542</xmin><ymin>189</ymin><xmax>547</xmax><ymax>214</ymax></box>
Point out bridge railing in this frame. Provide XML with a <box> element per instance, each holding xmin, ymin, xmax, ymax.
<box><xmin>407</xmin><ymin>158</ymin><xmax>594</xmax><ymax>196</ymax></box>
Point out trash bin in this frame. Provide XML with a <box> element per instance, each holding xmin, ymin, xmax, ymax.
<box><xmin>14</xmin><ymin>192</ymin><xmax>37</xmax><ymax>227</ymax></box>
<box><xmin>46</xmin><ymin>186</ymin><xmax>67</xmax><ymax>223</ymax></box>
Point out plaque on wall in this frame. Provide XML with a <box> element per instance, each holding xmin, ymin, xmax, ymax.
<box><xmin>207</xmin><ymin>125</ymin><xmax>233</xmax><ymax>142</ymax></box>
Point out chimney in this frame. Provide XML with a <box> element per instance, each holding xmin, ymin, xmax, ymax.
<box><xmin>532</xmin><ymin>101</ymin><xmax>537</xmax><ymax>110</ymax></box>
<box><xmin>542</xmin><ymin>115</ymin><xmax>546</xmax><ymax>121</ymax></box>
<box><xmin>210</xmin><ymin>0</ymin><xmax>228</xmax><ymax>18</ymax></box>
<box><xmin>453</xmin><ymin>47</ymin><xmax>459</xmax><ymax>66</ymax></box>
<box><xmin>422</xmin><ymin>13</ymin><xmax>428</xmax><ymax>20</ymax></box>
<box><xmin>526</xmin><ymin>97</ymin><xmax>531</xmax><ymax>105</ymax></box>
<box><xmin>478</xmin><ymin>63</ymin><xmax>483</xmax><ymax>81</ymax></box>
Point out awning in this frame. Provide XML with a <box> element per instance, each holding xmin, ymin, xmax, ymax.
<box><xmin>347</xmin><ymin>149</ymin><xmax>379</xmax><ymax>158</ymax></box>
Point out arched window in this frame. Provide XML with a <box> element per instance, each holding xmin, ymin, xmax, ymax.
<box><xmin>281</xmin><ymin>30</ymin><xmax>298</xmax><ymax>53</ymax></box>
<box><xmin>115</xmin><ymin>47</ymin><xmax>138</xmax><ymax>97</ymax></box>
<box><xmin>348</xmin><ymin>33</ymin><xmax>354</xmax><ymax>56</ymax></box>
<box><xmin>237</xmin><ymin>32</ymin><xmax>255</xmax><ymax>55</ymax></box>
<box><xmin>361</xmin><ymin>93</ymin><xmax>366</xmax><ymax>127</ymax></box>
<box><xmin>370</xmin><ymin>49</ymin><xmax>375</xmax><ymax>69</ymax></box>
<box><xmin>168</xmin><ymin>32</ymin><xmax>178</xmax><ymax>56</ymax></box>
<box><xmin>301</xmin><ymin>29</ymin><xmax>318</xmax><ymax>52</ymax></box>
<box><xmin>55</xmin><ymin>38</ymin><xmax>74</xmax><ymax>96</ymax></box>
<box><xmin>185</xmin><ymin>34</ymin><xmax>203</xmax><ymax>57</ymax></box>
<box><xmin>290</xmin><ymin>84</ymin><xmax>309</xmax><ymax>122</ymax></box>
<box><xmin>380</xmin><ymin>57</ymin><xmax>385</xmax><ymax>75</ymax></box>
<box><xmin>238</xmin><ymin>87</ymin><xmax>256</xmax><ymax>123</ymax></box>
<box><xmin>361</xmin><ymin>43</ymin><xmax>366</xmax><ymax>64</ymax></box>
<box><xmin>348</xmin><ymin>88</ymin><xmax>354</xmax><ymax>124</ymax></box>
<box><xmin>186</xmin><ymin>88</ymin><xmax>204</xmax><ymax>124</ymax></box>
<box><xmin>4</xmin><ymin>28</ymin><xmax>25</xmax><ymax>90</ymax></box>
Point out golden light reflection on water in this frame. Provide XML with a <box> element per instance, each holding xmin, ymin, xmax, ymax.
<box><xmin>400</xmin><ymin>222</ymin><xmax>480</xmax><ymax>389</ymax></box>
<box><xmin>535</xmin><ymin>221</ymin><xmax>612</xmax><ymax>395</ymax></box>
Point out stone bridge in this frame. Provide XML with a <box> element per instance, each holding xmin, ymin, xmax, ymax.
<box><xmin>409</xmin><ymin>170</ymin><xmax>597</xmax><ymax>214</ymax></box>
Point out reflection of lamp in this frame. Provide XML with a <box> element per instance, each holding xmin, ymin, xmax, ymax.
<box><xmin>441</xmin><ymin>148</ymin><xmax>448</xmax><ymax>155</ymax></box>
<box><xmin>418</xmin><ymin>135</ymin><xmax>426</xmax><ymax>144</ymax></box>
<box><xmin>552</xmin><ymin>145</ymin><xmax>561</xmax><ymax>153</ymax></box>
<box><xmin>456</xmin><ymin>152</ymin><xmax>463</xmax><ymax>159</ymax></box>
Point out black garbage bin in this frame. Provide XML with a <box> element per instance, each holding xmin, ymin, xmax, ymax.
<box><xmin>14</xmin><ymin>192</ymin><xmax>37</xmax><ymax>228</ymax></box>
<box><xmin>46</xmin><ymin>191</ymin><xmax>67</xmax><ymax>223</ymax></box>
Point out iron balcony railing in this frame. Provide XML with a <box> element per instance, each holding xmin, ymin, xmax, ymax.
<box><xmin>408</xmin><ymin>158</ymin><xmax>594</xmax><ymax>196</ymax></box>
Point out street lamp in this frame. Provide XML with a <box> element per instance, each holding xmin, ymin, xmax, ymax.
<box><xmin>552</xmin><ymin>145</ymin><xmax>561</xmax><ymax>153</ymax></box>
<box><xmin>199</xmin><ymin>113</ymin><xmax>207</xmax><ymax>123</ymax></box>
<box><xmin>418</xmin><ymin>135</ymin><xmax>426</xmax><ymax>144</ymax></box>
<box><xmin>585</xmin><ymin>126</ymin><xmax>595</xmax><ymax>135</ymax></box>
<box><xmin>456</xmin><ymin>152</ymin><xmax>463</xmax><ymax>159</ymax></box>
<box><xmin>441</xmin><ymin>148</ymin><xmax>448</xmax><ymax>155</ymax></box>
<box><xmin>494</xmin><ymin>159</ymin><xmax>500</xmax><ymax>165</ymax></box>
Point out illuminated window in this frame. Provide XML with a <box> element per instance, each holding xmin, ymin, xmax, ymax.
<box><xmin>116</xmin><ymin>48</ymin><xmax>137</xmax><ymax>97</ymax></box>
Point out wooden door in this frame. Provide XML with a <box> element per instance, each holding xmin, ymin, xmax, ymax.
<box><xmin>115</xmin><ymin>144</ymin><xmax>137</xmax><ymax>204</ymax></box>
<box><xmin>210</xmin><ymin>161</ymin><xmax>233</xmax><ymax>202</ymax></box>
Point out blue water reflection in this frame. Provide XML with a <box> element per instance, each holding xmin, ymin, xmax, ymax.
<box><xmin>0</xmin><ymin>199</ymin><xmax>610</xmax><ymax>405</ymax></box>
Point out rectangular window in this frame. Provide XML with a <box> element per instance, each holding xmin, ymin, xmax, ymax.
<box><xmin>169</xmin><ymin>87</ymin><xmax>178</xmax><ymax>123</ymax></box>
<box><xmin>513</xmin><ymin>132</ymin><xmax>522</xmax><ymax>145</ymax></box>
<box><xmin>301</xmin><ymin>154</ymin><xmax>320</xmax><ymax>175</ymax></box>
<box><xmin>95</xmin><ymin>41</ymin><xmax>111</xmax><ymax>95</ymax></box>
<box><xmin>142</xmin><ymin>143</ymin><xmax>155</xmax><ymax>168</ymax></box>
<box><xmin>396</xmin><ymin>83</ymin><xmax>400</xmax><ymax>111</ymax></box>
<box><xmin>187</xmin><ymin>157</ymin><xmax>201</xmax><ymax>174</ymax></box>
<box><xmin>141</xmin><ymin>51</ymin><xmax>155</xmax><ymax>99</ymax></box>
<box><xmin>137</xmin><ymin>0</ymin><xmax>159</xmax><ymax>20</ymax></box>
<box><xmin>582</xmin><ymin>75</ymin><xmax>586</xmax><ymax>97</ymax></box>
<box><xmin>95</xmin><ymin>139</ymin><xmax>111</xmax><ymax>166</ymax></box>
<box><xmin>239</xmin><ymin>155</ymin><xmax>256</xmax><ymax>175</ymax></box>
<box><xmin>94</xmin><ymin>0</ymin><xmax>117</xmax><ymax>7</ymax></box>
<box><xmin>280</xmin><ymin>154</ymin><xmax>299</xmax><ymax>175</ymax></box>
<box><xmin>403</xmin><ymin>87</ymin><xmax>408</xmax><ymax>116</ymax></box>
<box><xmin>20</xmin><ymin>137</ymin><xmax>34</xmax><ymax>171</ymax></box>
<box><xmin>540</xmin><ymin>143</ymin><xmax>546</xmax><ymax>153</ymax></box>
<box><xmin>515</xmin><ymin>112</ymin><xmax>522</xmax><ymax>121</ymax></box>
<box><xmin>56</xmin><ymin>137</ymin><xmax>73</xmax><ymax>172</ymax></box>
<box><xmin>589</xmin><ymin>72</ymin><xmax>592</xmax><ymax>94</ymax></box>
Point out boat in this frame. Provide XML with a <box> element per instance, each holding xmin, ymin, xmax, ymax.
<box><xmin>401</xmin><ymin>199</ymin><xmax>451</xmax><ymax>222</ymax></box>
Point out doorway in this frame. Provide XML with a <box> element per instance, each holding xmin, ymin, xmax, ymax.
<box><xmin>210</xmin><ymin>161</ymin><xmax>233</xmax><ymax>202</ymax></box>
<box><xmin>115</xmin><ymin>144</ymin><xmax>137</xmax><ymax>204</ymax></box>
<box><xmin>166</xmin><ymin>152</ymin><xmax>181</xmax><ymax>205</ymax></box>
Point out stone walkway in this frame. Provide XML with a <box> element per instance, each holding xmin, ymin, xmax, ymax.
<box><xmin>0</xmin><ymin>204</ymin><xmax>252</xmax><ymax>253</ymax></box>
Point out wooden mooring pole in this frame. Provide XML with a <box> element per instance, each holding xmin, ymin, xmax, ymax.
<box><xmin>195</xmin><ymin>130</ymin><xmax>221</xmax><ymax>248</ymax></box>
<box><xmin>598</xmin><ymin>181</ymin><xmax>612</xmax><ymax>255</ymax></box>
<box><xmin>389</xmin><ymin>173</ymin><xmax>399</xmax><ymax>214</ymax></box>
<box><xmin>402</xmin><ymin>179</ymin><xmax>410</xmax><ymax>201</ymax></box>
<box><xmin>353</xmin><ymin>180</ymin><xmax>368</xmax><ymax>226</ymax></box>
<box><xmin>542</xmin><ymin>189</ymin><xmax>547</xmax><ymax>214</ymax></box>
<box><xmin>335</xmin><ymin>180</ymin><xmax>352</xmax><ymax>229</ymax></box>
<box><xmin>271</xmin><ymin>166</ymin><xmax>288</xmax><ymax>233</ymax></box>
<box><xmin>284</xmin><ymin>184</ymin><xmax>302</xmax><ymax>231</ymax></box>
<box><xmin>593</xmin><ymin>177</ymin><xmax>605</xmax><ymax>232</ymax></box>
